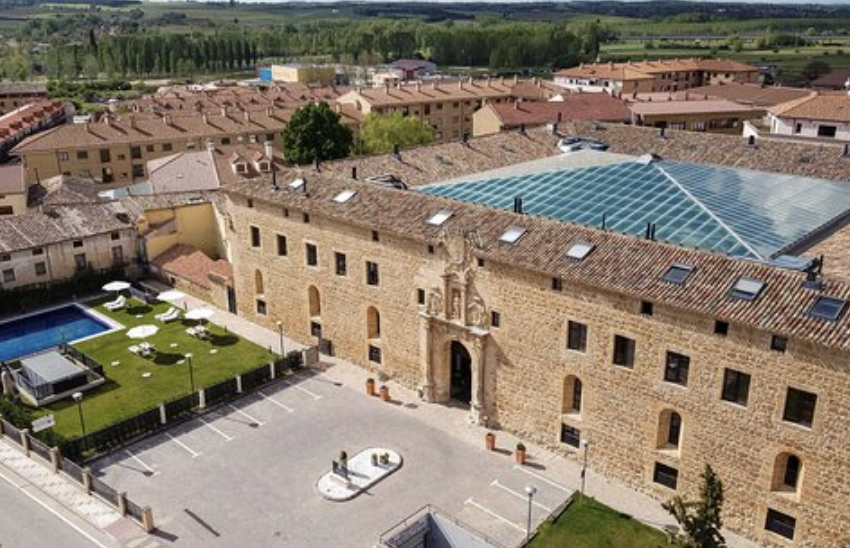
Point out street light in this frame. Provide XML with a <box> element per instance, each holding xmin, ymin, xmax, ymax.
<box><xmin>185</xmin><ymin>353</ymin><xmax>195</xmax><ymax>395</ymax></box>
<box><xmin>72</xmin><ymin>391</ymin><xmax>86</xmax><ymax>438</ymax></box>
<box><xmin>580</xmin><ymin>438</ymin><xmax>590</xmax><ymax>496</ymax></box>
<box><xmin>276</xmin><ymin>320</ymin><xmax>285</xmax><ymax>357</ymax></box>
<box><xmin>525</xmin><ymin>484</ymin><xmax>538</xmax><ymax>544</ymax></box>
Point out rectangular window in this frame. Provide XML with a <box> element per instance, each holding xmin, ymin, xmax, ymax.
<box><xmin>714</xmin><ymin>320</ymin><xmax>729</xmax><ymax>336</ymax></box>
<box><xmin>653</xmin><ymin>462</ymin><xmax>678</xmax><ymax>490</ymax></box>
<box><xmin>817</xmin><ymin>125</ymin><xmax>837</xmax><ymax>138</ymax></box>
<box><xmin>490</xmin><ymin>311</ymin><xmax>501</xmax><ymax>328</ymax></box>
<box><xmin>303</xmin><ymin>213</ymin><xmax>310</xmax><ymax>224</ymax></box>
<box><xmin>552</xmin><ymin>277</ymin><xmax>563</xmax><ymax>291</ymax></box>
<box><xmin>162</xmin><ymin>143</ymin><xmax>173</xmax><ymax>152</ymax></box>
<box><xmin>111</xmin><ymin>245</ymin><xmax>124</xmax><ymax>264</ymax></box>
<box><xmin>310</xmin><ymin>321</ymin><xmax>323</xmax><ymax>338</ymax></box>
<box><xmin>721</xmin><ymin>369</ymin><xmax>750</xmax><ymax>406</ymax></box>
<box><xmin>132</xmin><ymin>164</ymin><xmax>145</xmax><ymax>178</ymax></box>
<box><xmin>371</xmin><ymin>230</ymin><xmax>380</xmax><ymax>242</ymax></box>
<box><xmin>76</xmin><ymin>150</ymin><xmax>88</xmax><ymax>160</ymax></box>
<box><xmin>110</xmin><ymin>232</ymin><xmax>120</xmax><ymax>241</ymax></box>
<box><xmin>306</xmin><ymin>243</ymin><xmax>318</xmax><ymax>267</ymax></box>
<box><xmin>641</xmin><ymin>301</ymin><xmax>654</xmax><ymax>315</ymax></box>
<box><xmin>368</xmin><ymin>345</ymin><xmax>382</xmax><ymax>364</ymax></box>
<box><xmin>276</xmin><ymin>235</ymin><xmax>288</xmax><ymax>256</ymax></box>
<box><xmin>0</xmin><ymin>206</ymin><xmax>12</xmax><ymax>215</ymax></box>
<box><xmin>2</xmin><ymin>268</ymin><xmax>14</xmax><ymax>283</ymax></box>
<box><xmin>417</xmin><ymin>288</ymin><xmax>426</xmax><ymax>305</ymax></box>
<box><xmin>99</xmin><ymin>148</ymin><xmax>111</xmax><ymax>163</ymax></box>
<box><xmin>560</xmin><ymin>424</ymin><xmax>581</xmax><ymax>448</ymax></box>
<box><xmin>770</xmin><ymin>335</ymin><xmax>787</xmax><ymax>353</ymax></box>
<box><xmin>567</xmin><ymin>321</ymin><xmax>587</xmax><ymax>352</ymax></box>
<box><xmin>35</xmin><ymin>262</ymin><xmax>46</xmax><ymax>276</ymax></box>
<box><xmin>130</xmin><ymin>146</ymin><xmax>142</xmax><ymax>160</ymax></box>
<box><xmin>783</xmin><ymin>387</ymin><xmax>817</xmax><ymax>427</ymax></box>
<box><xmin>0</xmin><ymin>254</ymin><xmax>9</xmax><ymax>262</ymax></box>
<box><xmin>146</xmin><ymin>145</ymin><xmax>155</xmax><ymax>153</ymax></box>
<box><xmin>765</xmin><ymin>509</ymin><xmax>796</xmax><ymax>540</ymax></box>
<box><xmin>613</xmin><ymin>335</ymin><xmax>635</xmax><ymax>368</ymax></box>
<box><xmin>250</xmin><ymin>226</ymin><xmax>261</xmax><ymax>248</ymax></box>
<box><xmin>58</xmin><ymin>151</ymin><xmax>69</xmax><ymax>161</ymax></box>
<box><xmin>74</xmin><ymin>253</ymin><xmax>87</xmax><ymax>270</ymax></box>
<box><xmin>366</xmin><ymin>261</ymin><xmax>379</xmax><ymax>286</ymax></box>
<box><xmin>335</xmin><ymin>252</ymin><xmax>347</xmax><ymax>276</ymax></box>
<box><xmin>72</xmin><ymin>240</ymin><xmax>83</xmax><ymax>248</ymax></box>
<box><xmin>256</xmin><ymin>299</ymin><xmax>267</xmax><ymax>315</ymax></box>
<box><xmin>664</xmin><ymin>351</ymin><xmax>690</xmax><ymax>386</ymax></box>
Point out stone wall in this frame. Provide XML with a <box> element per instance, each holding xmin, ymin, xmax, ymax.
<box><xmin>227</xmin><ymin>193</ymin><xmax>850</xmax><ymax>548</ymax></box>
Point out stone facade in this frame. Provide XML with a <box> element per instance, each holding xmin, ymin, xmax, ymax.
<box><xmin>226</xmin><ymin>192</ymin><xmax>850</xmax><ymax>548</ymax></box>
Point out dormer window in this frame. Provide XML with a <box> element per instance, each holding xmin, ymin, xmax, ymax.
<box><xmin>257</xmin><ymin>161</ymin><xmax>271</xmax><ymax>173</ymax></box>
<box><xmin>234</xmin><ymin>162</ymin><xmax>248</xmax><ymax>174</ymax></box>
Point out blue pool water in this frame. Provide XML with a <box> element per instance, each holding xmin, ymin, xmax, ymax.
<box><xmin>0</xmin><ymin>306</ymin><xmax>111</xmax><ymax>361</ymax></box>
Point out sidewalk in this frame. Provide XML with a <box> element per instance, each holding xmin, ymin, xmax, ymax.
<box><xmin>181</xmin><ymin>292</ymin><xmax>759</xmax><ymax>548</ymax></box>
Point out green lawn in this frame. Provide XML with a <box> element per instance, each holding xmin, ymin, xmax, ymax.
<box><xmin>531</xmin><ymin>495</ymin><xmax>668</xmax><ymax>548</ymax></box>
<box><xmin>40</xmin><ymin>299</ymin><xmax>275</xmax><ymax>439</ymax></box>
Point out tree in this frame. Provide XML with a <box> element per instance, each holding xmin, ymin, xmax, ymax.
<box><xmin>801</xmin><ymin>59</ymin><xmax>831</xmax><ymax>82</ymax></box>
<box><xmin>663</xmin><ymin>464</ymin><xmax>726</xmax><ymax>548</ymax></box>
<box><xmin>282</xmin><ymin>103</ymin><xmax>353</xmax><ymax>165</ymax></box>
<box><xmin>360</xmin><ymin>112</ymin><xmax>436</xmax><ymax>155</ymax></box>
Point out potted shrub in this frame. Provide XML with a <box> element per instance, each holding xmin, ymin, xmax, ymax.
<box><xmin>515</xmin><ymin>442</ymin><xmax>527</xmax><ymax>465</ymax></box>
<box><xmin>338</xmin><ymin>450</ymin><xmax>348</xmax><ymax>465</ymax></box>
<box><xmin>370</xmin><ymin>453</ymin><xmax>379</xmax><ymax>466</ymax></box>
<box><xmin>366</xmin><ymin>377</ymin><xmax>376</xmax><ymax>397</ymax></box>
<box><xmin>379</xmin><ymin>384</ymin><xmax>390</xmax><ymax>401</ymax></box>
<box><xmin>485</xmin><ymin>432</ymin><xmax>496</xmax><ymax>451</ymax></box>
<box><xmin>379</xmin><ymin>452</ymin><xmax>390</xmax><ymax>465</ymax></box>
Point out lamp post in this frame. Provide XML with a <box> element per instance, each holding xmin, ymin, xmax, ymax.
<box><xmin>580</xmin><ymin>438</ymin><xmax>589</xmax><ymax>496</ymax></box>
<box><xmin>276</xmin><ymin>320</ymin><xmax>285</xmax><ymax>357</ymax></box>
<box><xmin>185</xmin><ymin>353</ymin><xmax>195</xmax><ymax>395</ymax></box>
<box><xmin>525</xmin><ymin>484</ymin><xmax>538</xmax><ymax>544</ymax></box>
<box><xmin>72</xmin><ymin>391</ymin><xmax>86</xmax><ymax>438</ymax></box>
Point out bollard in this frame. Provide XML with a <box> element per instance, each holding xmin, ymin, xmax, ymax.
<box><xmin>269</xmin><ymin>361</ymin><xmax>276</xmax><ymax>380</ymax></box>
<box><xmin>116</xmin><ymin>491</ymin><xmax>128</xmax><ymax>516</ymax></box>
<box><xmin>82</xmin><ymin>467</ymin><xmax>93</xmax><ymax>495</ymax></box>
<box><xmin>198</xmin><ymin>388</ymin><xmax>206</xmax><ymax>409</ymax></box>
<box><xmin>142</xmin><ymin>506</ymin><xmax>156</xmax><ymax>533</ymax></box>
<box><xmin>49</xmin><ymin>448</ymin><xmax>62</xmax><ymax>473</ymax></box>
<box><xmin>236</xmin><ymin>375</ymin><xmax>243</xmax><ymax>394</ymax></box>
<box><xmin>21</xmin><ymin>429</ymin><xmax>31</xmax><ymax>457</ymax></box>
<box><xmin>159</xmin><ymin>403</ymin><xmax>167</xmax><ymax>426</ymax></box>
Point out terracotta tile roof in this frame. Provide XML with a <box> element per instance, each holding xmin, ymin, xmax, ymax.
<box><xmin>150</xmin><ymin>243</ymin><xmax>232</xmax><ymax>289</ymax></box>
<box><xmin>337</xmin><ymin>78</ymin><xmax>547</xmax><ymax>108</ymax></box>
<box><xmin>148</xmin><ymin>151</ymin><xmax>221</xmax><ymax>194</ymax></box>
<box><xmin>0</xmin><ymin>202</ymin><xmax>133</xmax><ymax>253</ymax></box>
<box><xmin>0</xmin><ymin>101</ymin><xmax>66</xmax><ymax>140</ymax></box>
<box><xmin>488</xmin><ymin>96</ymin><xmax>631</xmax><ymax>127</ymax></box>
<box><xmin>769</xmin><ymin>92</ymin><xmax>850</xmax><ymax>123</ymax></box>
<box><xmin>812</xmin><ymin>68</ymin><xmax>850</xmax><ymax>89</ymax></box>
<box><xmin>209</xmin><ymin>143</ymin><xmax>288</xmax><ymax>187</ymax></box>
<box><xmin>226</xmin><ymin>161</ymin><xmax>850</xmax><ymax>351</ymax></box>
<box><xmin>132</xmin><ymin>83</ymin><xmax>348</xmax><ymax>113</ymax></box>
<box><xmin>36</xmin><ymin>175</ymin><xmax>105</xmax><ymax>206</ymax></box>
<box><xmin>628</xmin><ymin>98</ymin><xmax>760</xmax><ymax>116</ymax></box>
<box><xmin>556</xmin><ymin>58</ymin><xmax>758</xmax><ymax>81</ymax></box>
<box><xmin>0</xmin><ymin>83</ymin><xmax>47</xmax><ymax>96</ymax></box>
<box><xmin>685</xmin><ymin>83</ymin><xmax>812</xmax><ymax>107</ymax></box>
<box><xmin>120</xmin><ymin>191</ymin><xmax>222</xmax><ymax>217</ymax></box>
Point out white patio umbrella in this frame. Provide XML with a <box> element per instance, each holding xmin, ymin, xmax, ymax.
<box><xmin>103</xmin><ymin>281</ymin><xmax>131</xmax><ymax>293</ymax></box>
<box><xmin>185</xmin><ymin>308</ymin><xmax>214</xmax><ymax>323</ymax></box>
<box><xmin>157</xmin><ymin>289</ymin><xmax>186</xmax><ymax>303</ymax></box>
<box><xmin>127</xmin><ymin>324</ymin><xmax>159</xmax><ymax>340</ymax></box>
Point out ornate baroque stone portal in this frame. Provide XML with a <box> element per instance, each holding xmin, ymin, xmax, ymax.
<box><xmin>418</xmin><ymin>228</ymin><xmax>490</xmax><ymax>425</ymax></box>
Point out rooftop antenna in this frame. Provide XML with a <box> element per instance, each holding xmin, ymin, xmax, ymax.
<box><xmin>351</xmin><ymin>166</ymin><xmax>358</xmax><ymax>180</ymax></box>
<box><xmin>461</xmin><ymin>133</ymin><xmax>470</xmax><ymax>147</ymax></box>
<box><xmin>514</xmin><ymin>196</ymin><xmax>523</xmax><ymax>214</ymax></box>
<box><xmin>271</xmin><ymin>170</ymin><xmax>279</xmax><ymax>191</ymax></box>
<box><xmin>601</xmin><ymin>213</ymin><xmax>606</xmax><ymax>230</ymax></box>
<box><xmin>803</xmin><ymin>255</ymin><xmax>825</xmax><ymax>290</ymax></box>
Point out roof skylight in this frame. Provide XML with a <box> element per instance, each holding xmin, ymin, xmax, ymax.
<box><xmin>499</xmin><ymin>226</ymin><xmax>527</xmax><ymax>244</ymax></box>
<box><xmin>288</xmin><ymin>178</ymin><xmax>305</xmax><ymax>190</ymax></box>
<box><xmin>332</xmin><ymin>190</ymin><xmax>357</xmax><ymax>203</ymax></box>
<box><xmin>426</xmin><ymin>210</ymin><xmax>453</xmax><ymax>226</ymax></box>
<box><xmin>663</xmin><ymin>264</ymin><xmax>694</xmax><ymax>285</ymax></box>
<box><xmin>809</xmin><ymin>295</ymin><xmax>847</xmax><ymax>321</ymax></box>
<box><xmin>730</xmin><ymin>277</ymin><xmax>765</xmax><ymax>301</ymax></box>
<box><xmin>566</xmin><ymin>241</ymin><xmax>595</xmax><ymax>261</ymax></box>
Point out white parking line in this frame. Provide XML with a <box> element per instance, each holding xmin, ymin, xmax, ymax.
<box><xmin>258</xmin><ymin>391</ymin><xmax>294</xmax><ymax>413</ymax></box>
<box><xmin>464</xmin><ymin>497</ymin><xmax>525</xmax><ymax>533</ymax></box>
<box><xmin>198</xmin><ymin>417</ymin><xmax>234</xmax><ymax>441</ymax></box>
<box><xmin>512</xmin><ymin>465</ymin><xmax>571</xmax><ymax>493</ymax></box>
<box><xmin>228</xmin><ymin>404</ymin><xmax>266</xmax><ymax>426</ymax></box>
<box><xmin>166</xmin><ymin>433</ymin><xmax>201</xmax><ymax>458</ymax></box>
<box><xmin>283</xmin><ymin>379</ymin><xmax>322</xmax><ymax>399</ymax></box>
<box><xmin>125</xmin><ymin>449</ymin><xmax>159</xmax><ymax>476</ymax></box>
<box><xmin>491</xmin><ymin>479</ymin><xmax>553</xmax><ymax>512</ymax></box>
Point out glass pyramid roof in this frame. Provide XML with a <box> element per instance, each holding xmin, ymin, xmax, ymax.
<box><xmin>418</xmin><ymin>158</ymin><xmax>850</xmax><ymax>261</ymax></box>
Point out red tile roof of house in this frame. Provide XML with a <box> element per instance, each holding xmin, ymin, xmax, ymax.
<box><xmin>488</xmin><ymin>96</ymin><xmax>631</xmax><ymax>127</ymax></box>
<box><xmin>151</xmin><ymin>244</ymin><xmax>232</xmax><ymax>289</ymax></box>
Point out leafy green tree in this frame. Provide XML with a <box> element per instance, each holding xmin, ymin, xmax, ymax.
<box><xmin>663</xmin><ymin>464</ymin><xmax>726</xmax><ymax>548</ymax></box>
<box><xmin>282</xmin><ymin>103</ymin><xmax>353</xmax><ymax>165</ymax></box>
<box><xmin>360</xmin><ymin>112</ymin><xmax>436</xmax><ymax>155</ymax></box>
<box><xmin>801</xmin><ymin>59</ymin><xmax>831</xmax><ymax>82</ymax></box>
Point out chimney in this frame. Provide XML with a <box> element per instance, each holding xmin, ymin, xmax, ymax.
<box><xmin>513</xmin><ymin>197</ymin><xmax>523</xmax><ymax>214</ymax></box>
<box><xmin>843</xmin><ymin>143</ymin><xmax>850</xmax><ymax>158</ymax></box>
<box><xmin>221</xmin><ymin>107</ymin><xmax>227</xmax><ymax>117</ymax></box>
<box><xmin>659</xmin><ymin>126</ymin><xmax>666</xmax><ymax>138</ymax></box>
<box><xmin>264</xmin><ymin>139</ymin><xmax>273</xmax><ymax>159</ymax></box>
<box><xmin>747</xmin><ymin>134</ymin><xmax>756</xmax><ymax>148</ymax></box>
<box><xmin>351</xmin><ymin>166</ymin><xmax>358</xmax><ymax>180</ymax></box>
<box><xmin>271</xmin><ymin>170</ymin><xmax>279</xmax><ymax>191</ymax></box>
<box><xmin>519</xmin><ymin>123</ymin><xmax>526</xmax><ymax>135</ymax></box>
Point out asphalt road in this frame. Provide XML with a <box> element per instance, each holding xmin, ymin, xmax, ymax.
<box><xmin>0</xmin><ymin>473</ymin><xmax>105</xmax><ymax>548</ymax></box>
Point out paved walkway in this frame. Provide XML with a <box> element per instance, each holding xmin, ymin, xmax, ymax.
<box><xmin>174</xmin><ymin>290</ymin><xmax>760</xmax><ymax>548</ymax></box>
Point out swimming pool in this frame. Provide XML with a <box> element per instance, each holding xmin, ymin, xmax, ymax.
<box><xmin>0</xmin><ymin>305</ymin><xmax>112</xmax><ymax>361</ymax></box>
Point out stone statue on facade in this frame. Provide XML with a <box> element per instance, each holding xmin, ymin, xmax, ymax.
<box><xmin>427</xmin><ymin>287</ymin><xmax>443</xmax><ymax>316</ymax></box>
<box><xmin>467</xmin><ymin>296</ymin><xmax>487</xmax><ymax>328</ymax></box>
<box><xmin>451</xmin><ymin>292</ymin><xmax>462</xmax><ymax>320</ymax></box>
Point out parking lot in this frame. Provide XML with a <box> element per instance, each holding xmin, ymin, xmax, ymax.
<box><xmin>92</xmin><ymin>366</ymin><xmax>573</xmax><ymax>548</ymax></box>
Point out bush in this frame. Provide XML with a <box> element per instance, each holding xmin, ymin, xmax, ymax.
<box><xmin>0</xmin><ymin>267</ymin><xmax>127</xmax><ymax>317</ymax></box>
<box><xmin>0</xmin><ymin>395</ymin><xmax>36</xmax><ymax>429</ymax></box>
<box><xmin>282</xmin><ymin>350</ymin><xmax>303</xmax><ymax>370</ymax></box>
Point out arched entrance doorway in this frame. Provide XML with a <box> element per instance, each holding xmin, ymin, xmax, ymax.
<box><xmin>450</xmin><ymin>341</ymin><xmax>472</xmax><ymax>405</ymax></box>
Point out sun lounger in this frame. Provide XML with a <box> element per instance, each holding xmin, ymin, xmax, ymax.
<box><xmin>186</xmin><ymin>327</ymin><xmax>198</xmax><ymax>337</ymax></box>
<box><xmin>156</xmin><ymin>307</ymin><xmax>180</xmax><ymax>323</ymax></box>
<box><xmin>105</xmin><ymin>295</ymin><xmax>126</xmax><ymax>311</ymax></box>
<box><xmin>129</xmin><ymin>345</ymin><xmax>141</xmax><ymax>355</ymax></box>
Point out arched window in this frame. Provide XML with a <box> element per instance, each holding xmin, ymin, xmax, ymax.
<box><xmin>367</xmin><ymin>307</ymin><xmax>381</xmax><ymax>340</ymax></box>
<box><xmin>254</xmin><ymin>270</ymin><xmax>264</xmax><ymax>295</ymax></box>
<box><xmin>772</xmin><ymin>453</ymin><xmax>803</xmax><ymax>494</ymax></box>
<box><xmin>562</xmin><ymin>376</ymin><xmax>583</xmax><ymax>416</ymax></box>
<box><xmin>657</xmin><ymin>409</ymin><xmax>683</xmax><ymax>451</ymax></box>
<box><xmin>308</xmin><ymin>286</ymin><xmax>321</xmax><ymax>317</ymax></box>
